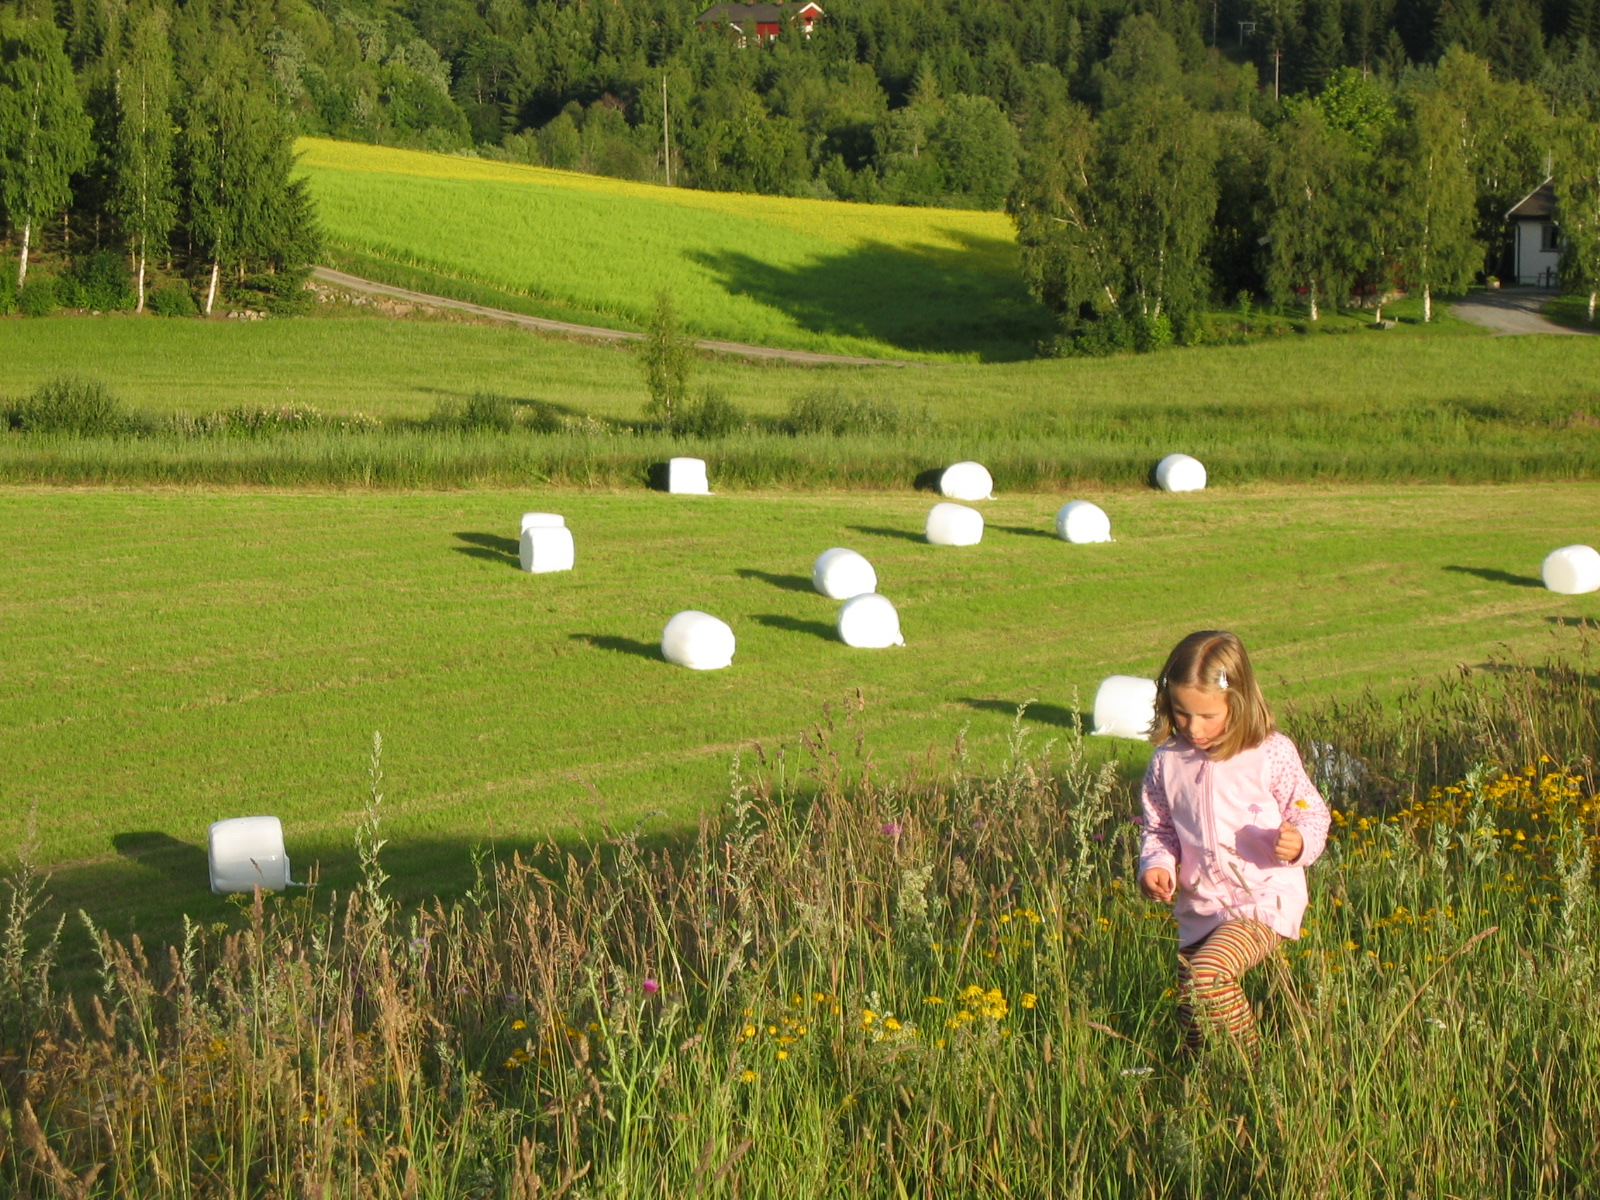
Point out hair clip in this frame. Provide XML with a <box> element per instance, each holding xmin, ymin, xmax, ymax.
<box><xmin>1216</xmin><ymin>669</ymin><xmax>1230</xmax><ymax>690</ymax></box>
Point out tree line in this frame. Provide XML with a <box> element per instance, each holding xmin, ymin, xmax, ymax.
<box><xmin>1</xmin><ymin>0</ymin><xmax>316</xmax><ymax>314</ymax></box>
<box><xmin>3</xmin><ymin>0</ymin><xmax>1599</xmax><ymax>334</ymax></box>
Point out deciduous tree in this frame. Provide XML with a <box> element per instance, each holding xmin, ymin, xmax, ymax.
<box><xmin>110</xmin><ymin>7</ymin><xmax>176</xmax><ymax>312</ymax></box>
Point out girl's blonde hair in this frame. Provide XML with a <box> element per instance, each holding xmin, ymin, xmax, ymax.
<box><xmin>1148</xmin><ymin>630</ymin><xmax>1274</xmax><ymax>759</ymax></box>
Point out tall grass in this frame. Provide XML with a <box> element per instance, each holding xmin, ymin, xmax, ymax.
<box><xmin>3</xmin><ymin>648</ymin><xmax>1597</xmax><ymax>1196</ymax></box>
<box><xmin>296</xmin><ymin>137</ymin><xmax>1053</xmax><ymax>362</ymax></box>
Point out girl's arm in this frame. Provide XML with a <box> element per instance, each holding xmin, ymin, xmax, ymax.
<box><xmin>1266</xmin><ymin>734</ymin><xmax>1332</xmax><ymax>866</ymax></box>
<box><xmin>1138</xmin><ymin>750</ymin><xmax>1181</xmax><ymax>875</ymax></box>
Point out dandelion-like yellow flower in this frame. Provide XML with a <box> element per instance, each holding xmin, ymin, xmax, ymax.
<box><xmin>510</xmin><ymin>1019</ymin><xmax>526</xmax><ymax>1030</ymax></box>
<box><xmin>1021</xmin><ymin>993</ymin><xmax>1037</xmax><ymax>1009</ymax></box>
<box><xmin>883</xmin><ymin>1017</ymin><xmax>902</xmax><ymax>1032</ymax></box>
<box><xmin>776</xmin><ymin>1050</ymin><xmax>789</xmax><ymax>1060</ymax></box>
<box><xmin>861</xmin><ymin>1010</ymin><xmax>876</xmax><ymax>1026</ymax></box>
<box><xmin>924</xmin><ymin>996</ymin><xmax>944</xmax><ymax>1005</ymax></box>
<box><xmin>742</xmin><ymin>1024</ymin><xmax>757</xmax><ymax>1040</ymax></box>
<box><xmin>740</xmin><ymin>1069</ymin><xmax>758</xmax><ymax>1084</ymax></box>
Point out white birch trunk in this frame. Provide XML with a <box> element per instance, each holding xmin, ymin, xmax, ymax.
<box><xmin>1589</xmin><ymin>291</ymin><xmax>1597</xmax><ymax>323</ymax></box>
<box><xmin>136</xmin><ymin>249</ymin><xmax>147</xmax><ymax>313</ymax></box>
<box><xmin>205</xmin><ymin>260</ymin><xmax>220</xmax><ymax>314</ymax></box>
<box><xmin>1423</xmin><ymin>286</ymin><xmax>1432</xmax><ymax>324</ymax></box>
<box><xmin>18</xmin><ymin>221</ymin><xmax>31</xmax><ymax>289</ymax></box>
<box><xmin>1308</xmin><ymin>280</ymin><xmax>1318</xmax><ymax>322</ymax></box>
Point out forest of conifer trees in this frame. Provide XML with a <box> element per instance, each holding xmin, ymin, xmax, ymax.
<box><xmin>2</xmin><ymin>0</ymin><xmax>1600</xmax><ymax>344</ymax></box>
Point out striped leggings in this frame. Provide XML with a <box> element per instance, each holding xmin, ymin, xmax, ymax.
<box><xmin>1175</xmin><ymin>919</ymin><xmax>1280</xmax><ymax>1059</ymax></box>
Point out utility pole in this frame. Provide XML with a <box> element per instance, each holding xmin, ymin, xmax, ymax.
<box><xmin>661</xmin><ymin>74</ymin><xmax>673</xmax><ymax>186</ymax></box>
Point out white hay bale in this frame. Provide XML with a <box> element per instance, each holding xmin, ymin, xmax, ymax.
<box><xmin>926</xmin><ymin>502</ymin><xmax>984</xmax><ymax>546</ymax></box>
<box><xmin>939</xmin><ymin>461</ymin><xmax>994</xmax><ymax>501</ymax></box>
<box><xmin>1155</xmin><ymin>454</ymin><xmax>1207</xmax><ymax>492</ymax></box>
<box><xmin>520</xmin><ymin>512</ymin><xmax>565</xmax><ymax>535</ymax></box>
<box><xmin>812</xmin><ymin>548</ymin><xmax>878</xmax><ymax>600</ymax></box>
<box><xmin>837</xmin><ymin>593</ymin><xmax>905</xmax><ymax>648</ymax></box>
<box><xmin>1056</xmin><ymin>500</ymin><xmax>1112</xmax><ymax>543</ymax></box>
<box><xmin>661</xmin><ymin>610</ymin><xmax>735</xmax><ymax>669</ymax></box>
<box><xmin>520</xmin><ymin>525</ymin><xmax>574</xmax><ymax>573</ymax></box>
<box><xmin>1542</xmin><ymin>544</ymin><xmax>1600</xmax><ymax>594</ymax></box>
<box><xmin>209</xmin><ymin>816</ymin><xmax>291</xmax><ymax>894</ymax></box>
<box><xmin>1092</xmin><ymin>675</ymin><xmax>1158</xmax><ymax>740</ymax></box>
<box><xmin>668</xmin><ymin>457</ymin><xmax>710</xmax><ymax>494</ymax></box>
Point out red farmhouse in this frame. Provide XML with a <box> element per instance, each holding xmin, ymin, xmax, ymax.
<box><xmin>695</xmin><ymin>1</ymin><xmax>824</xmax><ymax>44</ymax></box>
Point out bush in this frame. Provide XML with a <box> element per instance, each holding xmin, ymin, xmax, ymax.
<box><xmin>60</xmin><ymin>250</ymin><xmax>134</xmax><ymax>311</ymax></box>
<box><xmin>785</xmin><ymin>389</ymin><xmax>903</xmax><ymax>437</ymax></box>
<box><xmin>674</xmin><ymin>389</ymin><xmax>747</xmax><ymax>439</ymax></box>
<box><xmin>13</xmin><ymin>376</ymin><xmax>126</xmax><ymax>435</ymax></box>
<box><xmin>147</xmin><ymin>285</ymin><xmax>198</xmax><ymax>317</ymax></box>
<box><xmin>233</xmin><ymin>268</ymin><xmax>315</xmax><ymax>315</ymax></box>
<box><xmin>18</xmin><ymin>276</ymin><xmax>59</xmax><ymax>317</ymax></box>
<box><xmin>463</xmin><ymin>392</ymin><xmax>515</xmax><ymax>432</ymax></box>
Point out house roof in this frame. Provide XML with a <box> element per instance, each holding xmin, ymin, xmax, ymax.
<box><xmin>695</xmin><ymin>1</ymin><xmax>822</xmax><ymax>26</ymax></box>
<box><xmin>1506</xmin><ymin>178</ymin><xmax>1556</xmax><ymax>221</ymax></box>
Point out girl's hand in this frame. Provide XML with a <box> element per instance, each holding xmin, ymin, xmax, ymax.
<box><xmin>1274</xmin><ymin>822</ymin><xmax>1304</xmax><ymax>864</ymax></box>
<box><xmin>1140</xmin><ymin>867</ymin><xmax>1175</xmax><ymax>903</ymax></box>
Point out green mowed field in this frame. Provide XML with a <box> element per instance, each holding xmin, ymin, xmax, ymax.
<box><xmin>4</xmin><ymin>481</ymin><xmax>1597</xmax><ymax>947</ymax></box>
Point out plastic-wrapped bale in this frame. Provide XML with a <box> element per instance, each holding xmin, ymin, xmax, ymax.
<box><xmin>668</xmin><ymin>457</ymin><xmax>710</xmax><ymax>494</ymax></box>
<box><xmin>661</xmin><ymin>610</ymin><xmax>736</xmax><ymax>669</ymax></box>
<box><xmin>1092</xmin><ymin>675</ymin><xmax>1158</xmax><ymax>740</ymax></box>
<box><xmin>1056</xmin><ymin>500</ymin><xmax>1112</xmax><ymax>543</ymax></box>
<box><xmin>520</xmin><ymin>512</ymin><xmax>565</xmax><ymax>535</ymax></box>
<box><xmin>837</xmin><ymin>593</ymin><xmax>905</xmax><ymax>648</ymax></box>
<box><xmin>209</xmin><ymin>816</ymin><xmax>291</xmax><ymax>894</ymax></box>
<box><xmin>1541</xmin><ymin>544</ymin><xmax>1600</xmax><ymax>594</ymax></box>
<box><xmin>520</xmin><ymin>525</ymin><xmax>575</xmax><ymax>573</ymax></box>
<box><xmin>939</xmin><ymin>461</ymin><xmax>994</xmax><ymax>501</ymax></box>
<box><xmin>1155</xmin><ymin>454</ymin><xmax>1207</xmax><ymax>492</ymax></box>
<box><xmin>926</xmin><ymin>502</ymin><xmax>984</xmax><ymax>546</ymax></box>
<box><xmin>812</xmin><ymin>548</ymin><xmax>878</xmax><ymax>599</ymax></box>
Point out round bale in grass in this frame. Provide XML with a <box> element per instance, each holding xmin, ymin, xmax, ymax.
<box><xmin>1092</xmin><ymin>675</ymin><xmax>1158</xmax><ymax>740</ymax></box>
<box><xmin>939</xmin><ymin>460</ymin><xmax>994</xmax><ymax>501</ymax></box>
<box><xmin>837</xmin><ymin>593</ymin><xmax>905</xmax><ymax>648</ymax></box>
<box><xmin>661</xmin><ymin>610</ymin><xmax>736</xmax><ymax>670</ymax></box>
<box><xmin>1541</xmin><ymin>544</ymin><xmax>1600</xmax><ymax>594</ymax></box>
<box><xmin>812</xmin><ymin>547</ymin><xmax>878</xmax><ymax>599</ymax></box>
<box><xmin>209</xmin><ymin>816</ymin><xmax>291</xmax><ymax>894</ymax></box>
<box><xmin>1155</xmin><ymin>453</ymin><xmax>1207</xmax><ymax>492</ymax></box>
<box><xmin>926</xmin><ymin>502</ymin><xmax>984</xmax><ymax>546</ymax></box>
<box><xmin>1056</xmin><ymin>500</ymin><xmax>1112</xmax><ymax>543</ymax></box>
<box><xmin>520</xmin><ymin>525</ymin><xmax>575</xmax><ymax>573</ymax></box>
<box><xmin>520</xmin><ymin>512</ymin><xmax>565</xmax><ymax>535</ymax></box>
<box><xmin>668</xmin><ymin>457</ymin><xmax>710</xmax><ymax>495</ymax></box>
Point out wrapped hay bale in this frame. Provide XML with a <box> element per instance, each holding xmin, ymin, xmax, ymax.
<box><xmin>661</xmin><ymin>610</ymin><xmax>736</xmax><ymax>669</ymax></box>
<box><xmin>1056</xmin><ymin>500</ymin><xmax>1112</xmax><ymax>543</ymax></box>
<box><xmin>939</xmin><ymin>461</ymin><xmax>994</xmax><ymax>501</ymax></box>
<box><xmin>812</xmin><ymin>548</ymin><xmax>878</xmax><ymax>599</ymax></box>
<box><xmin>1541</xmin><ymin>544</ymin><xmax>1600</xmax><ymax>594</ymax></box>
<box><xmin>520</xmin><ymin>512</ymin><xmax>565</xmax><ymax>535</ymax></box>
<box><xmin>926</xmin><ymin>502</ymin><xmax>984</xmax><ymax>546</ymax></box>
<box><xmin>1155</xmin><ymin>454</ymin><xmax>1207</xmax><ymax>492</ymax></box>
<box><xmin>668</xmin><ymin>457</ymin><xmax>710</xmax><ymax>494</ymax></box>
<box><xmin>209</xmin><ymin>816</ymin><xmax>291</xmax><ymax>894</ymax></box>
<box><xmin>520</xmin><ymin>525</ymin><xmax>575</xmax><ymax>573</ymax></box>
<box><xmin>837</xmin><ymin>593</ymin><xmax>905</xmax><ymax>648</ymax></box>
<box><xmin>1092</xmin><ymin>675</ymin><xmax>1157</xmax><ymax>740</ymax></box>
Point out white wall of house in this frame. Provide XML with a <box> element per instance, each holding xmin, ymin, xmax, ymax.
<box><xmin>1512</xmin><ymin>220</ymin><xmax>1562</xmax><ymax>286</ymax></box>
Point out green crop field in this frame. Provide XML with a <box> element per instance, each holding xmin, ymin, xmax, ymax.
<box><xmin>6</xmin><ymin>481</ymin><xmax>1597</xmax><ymax>950</ymax></box>
<box><xmin>295</xmin><ymin>136</ymin><xmax>1058</xmax><ymax>362</ymax></box>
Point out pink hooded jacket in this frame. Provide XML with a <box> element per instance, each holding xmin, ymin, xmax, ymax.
<box><xmin>1139</xmin><ymin>732</ymin><xmax>1331</xmax><ymax>947</ymax></box>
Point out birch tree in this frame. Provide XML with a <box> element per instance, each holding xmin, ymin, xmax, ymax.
<box><xmin>1555</xmin><ymin>116</ymin><xmax>1600</xmax><ymax>322</ymax></box>
<box><xmin>110</xmin><ymin>8</ymin><xmax>175</xmax><ymax>312</ymax></box>
<box><xmin>1263</xmin><ymin>104</ymin><xmax>1359</xmax><ymax>320</ymax></box>
<box><xmin>1385</xmin><ymin>88</ymin><xmax>1479</xmax><ymax>322</ymax></box>
<box><xmin>0</xmin><ymin>17</ymin><xmax>92</xmax><ymax>289</ymax></box>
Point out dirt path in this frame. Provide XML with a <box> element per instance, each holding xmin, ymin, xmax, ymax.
<box><xmin>1449</xmin><ymin>288</ymin><xmax>1595</xmax><ymax>335</ymax></box>
<box><xmin>312</xmin><ymin>266</ymin><xmax>911</xmax><ymax>366</ymax></box>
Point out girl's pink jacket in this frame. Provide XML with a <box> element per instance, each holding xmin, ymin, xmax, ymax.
<box><xmin>1139</xmin><ymin>732</ymin><xmax>1331</xmax><ymax>947</ymax></box>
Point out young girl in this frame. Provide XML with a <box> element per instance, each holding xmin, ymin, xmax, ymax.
<box><xmin>1138</xmin><ymin>630</ymin><xmax>1330</xmax><ymax>1061</ymax></box>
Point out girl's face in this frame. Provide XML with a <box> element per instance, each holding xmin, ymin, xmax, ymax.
<box><xmin>1168</xmin><ymin>683</ymin><xmax>1231</xmax><ymax>752</ymax></box>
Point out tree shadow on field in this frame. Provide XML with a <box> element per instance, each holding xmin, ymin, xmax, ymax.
<box><xmin>848</xmin><ymin>524</ymin><xmax>924</xmax><ymax>544</ymax></box>
<box><xmin>686</xmin><ymin>230</ymin><xmax>1055</xmax><ymax>363</ymax></box>
<box><xmin>112</xmin><ymin>831</ymin><xmax>210</xmax><ymax>891</ymax></box>
<box><xmin>1443</xmin><ymin>565</ymin><xmax>1544</xmax><ymax>589</ymax></box>
<box><xmin>751</xmin><ymin>613</ymin><xmax>836</xmax><ymax>642</ymax></box>
<box><xmin>736</xmin><ymin>568</ymin><xmax>814</xmax><ymax>594</ymax></box>
<box><xmin>960</xmin><ymin>698</ymin><xmax>1087</xmax><ymax>732</ymax></box>
<box><xmin>454</xmin><ymin>532</ymin><xmax>519</xmax><ymax>567</ymax></box>
<box><xmin>570</xmin><ymin>632</ymin><xmax>662</xmax><ymax>661</ymax></box>
<box><xmin>1545</xmin><ymin>616</ymin><xmax>1599</xmax><ymax>629</ymax></box>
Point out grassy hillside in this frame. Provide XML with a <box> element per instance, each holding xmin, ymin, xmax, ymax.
<box><xmin>8</xmin><ymin>482</ymin><xmax>1598</xmax><ymax>947</ymax></box>
<box><xmin>295</xmin><ymin>137</ymin><xmax>1056</xmax><ymax>362</ymax></box>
